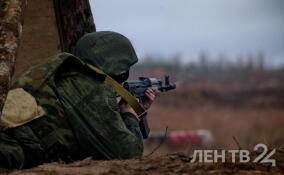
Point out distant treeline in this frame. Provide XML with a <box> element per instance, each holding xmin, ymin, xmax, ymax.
<box><xmin>132</xmin><ymin>54</ymin><xmax>284</xmax><ymax>87</ymax></box>
<box><xmin>135</xmin><ymin>53</ymin><xmax>283</xmax><ymax>72</ymax></box>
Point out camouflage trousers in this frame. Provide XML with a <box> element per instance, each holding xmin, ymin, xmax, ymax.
<box><xmin>0</xmin><ymin>124</ymin><xmax>47</xmax><ymax>169</ymax></box>
<box><xmin>0</xmin><ymin>116</ymin><xmax>83</xmax><ymax>169</ymax></box>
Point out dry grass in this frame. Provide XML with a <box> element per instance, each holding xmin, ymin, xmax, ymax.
<box><xmin>144</xmin><ymin>87</ymin><xmax>284</xmax><ymax>154</ymax></box>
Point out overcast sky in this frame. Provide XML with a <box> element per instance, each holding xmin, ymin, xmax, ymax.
<box><xmin>90</xmin><ymin>0</ymin><xmax>284</xmax><ymax>66</ymax></box>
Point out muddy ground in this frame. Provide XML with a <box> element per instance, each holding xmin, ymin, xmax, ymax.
<box><xmin>1</xmin><ymin>148</ymin><xmax>284</xmax><ymax>175</ymax></box>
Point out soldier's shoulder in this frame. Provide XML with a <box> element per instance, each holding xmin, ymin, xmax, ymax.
<box><xmin>11</xmin><ymin>53</ymin><xmax>76</xmax><ymax>89</ymax></box>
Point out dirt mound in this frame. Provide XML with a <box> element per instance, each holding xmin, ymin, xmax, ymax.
<box><xmin>2</xmin><ymin>148</ymin><xmax>283</xmax><ymax>175</ymax></box>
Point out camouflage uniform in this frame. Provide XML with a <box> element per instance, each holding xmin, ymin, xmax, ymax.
<box><xmin>0</xmin><ymin>32</ymin><xmax>143</xmax><ymax>169</ymax></box>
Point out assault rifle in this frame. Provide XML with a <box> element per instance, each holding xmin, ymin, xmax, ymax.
<box><xmin>123</xmin><ymin>76</ymin><xmax>176</xmax><ymax>139</ymax></box>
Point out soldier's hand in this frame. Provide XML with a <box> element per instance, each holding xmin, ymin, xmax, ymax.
<box><xmin>144</xmin><ymin>88</ymin><xmax>160</xmax><ymax>110</ymax></box>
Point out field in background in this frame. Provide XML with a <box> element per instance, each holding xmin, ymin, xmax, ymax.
<box><xmin>145</xmin><ymin>96</ymin><xmax>284</xmax><ymax>155</ymax></box>
<box><xmin>132</xmin><ymin>58</ymin><xmax>284</xmax><ymax>154</ymax></box>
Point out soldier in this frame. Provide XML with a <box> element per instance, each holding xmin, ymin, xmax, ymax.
<box><xmin>0</xmin><ymin>31</ymin><xmax>159</xmax><ymax>169</ymax></box>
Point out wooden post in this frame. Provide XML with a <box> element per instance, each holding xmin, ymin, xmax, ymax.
<box><xmin>53</xmin><ymin>0</ymin><xmax>96</xmax><ymax>53</ymax></box>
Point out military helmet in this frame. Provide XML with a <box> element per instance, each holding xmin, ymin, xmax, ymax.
<box><xmin>74</xmin><ymin>31</ymin><xmax>138</xmax><ymax>77</ymax></box>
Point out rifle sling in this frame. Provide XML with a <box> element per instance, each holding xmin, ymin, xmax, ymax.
<box><xmin>86</xmin><ymin>64</ymin><xmax>147</xmax><ymax>120</ymax></box>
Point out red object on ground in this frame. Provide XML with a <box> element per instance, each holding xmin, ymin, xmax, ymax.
<box><xmin>167</xmin><ymin>130</ymin><xmax>212</xmax><ymax>149</ymax></box>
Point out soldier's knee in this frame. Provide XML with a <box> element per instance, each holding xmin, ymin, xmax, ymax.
<box><xmin>0</xmin><ymin>132</ymin><xmax>24</xmax><ymax>169</ymax></box>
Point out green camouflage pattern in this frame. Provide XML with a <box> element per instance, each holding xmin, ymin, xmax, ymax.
<box><xmin>0</xmin><ymin>52</ymin><xmax>143</xmax><ymax>169</ymax></box>
<box><xmin>74</xmin><ymin>31</ymin><xmax>138</xmax><ymax>76</ymax></box>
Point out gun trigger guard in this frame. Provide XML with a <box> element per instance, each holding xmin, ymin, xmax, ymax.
<box><xmin>138</xmin><ymin>111</ymin><xmax>147</xmax><ymax>120</ymax></box>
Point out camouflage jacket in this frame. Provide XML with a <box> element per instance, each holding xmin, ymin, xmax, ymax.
<box><xmin>11</xmin><ymin>53</ymin><xmax>144</xmax><ymax>161</ymax></box>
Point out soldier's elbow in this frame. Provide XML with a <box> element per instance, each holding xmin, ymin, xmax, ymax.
<box><xmin>117</xmin><ymin>141</ymin><xmax>144</xmax><ymax>159</ymax></box>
